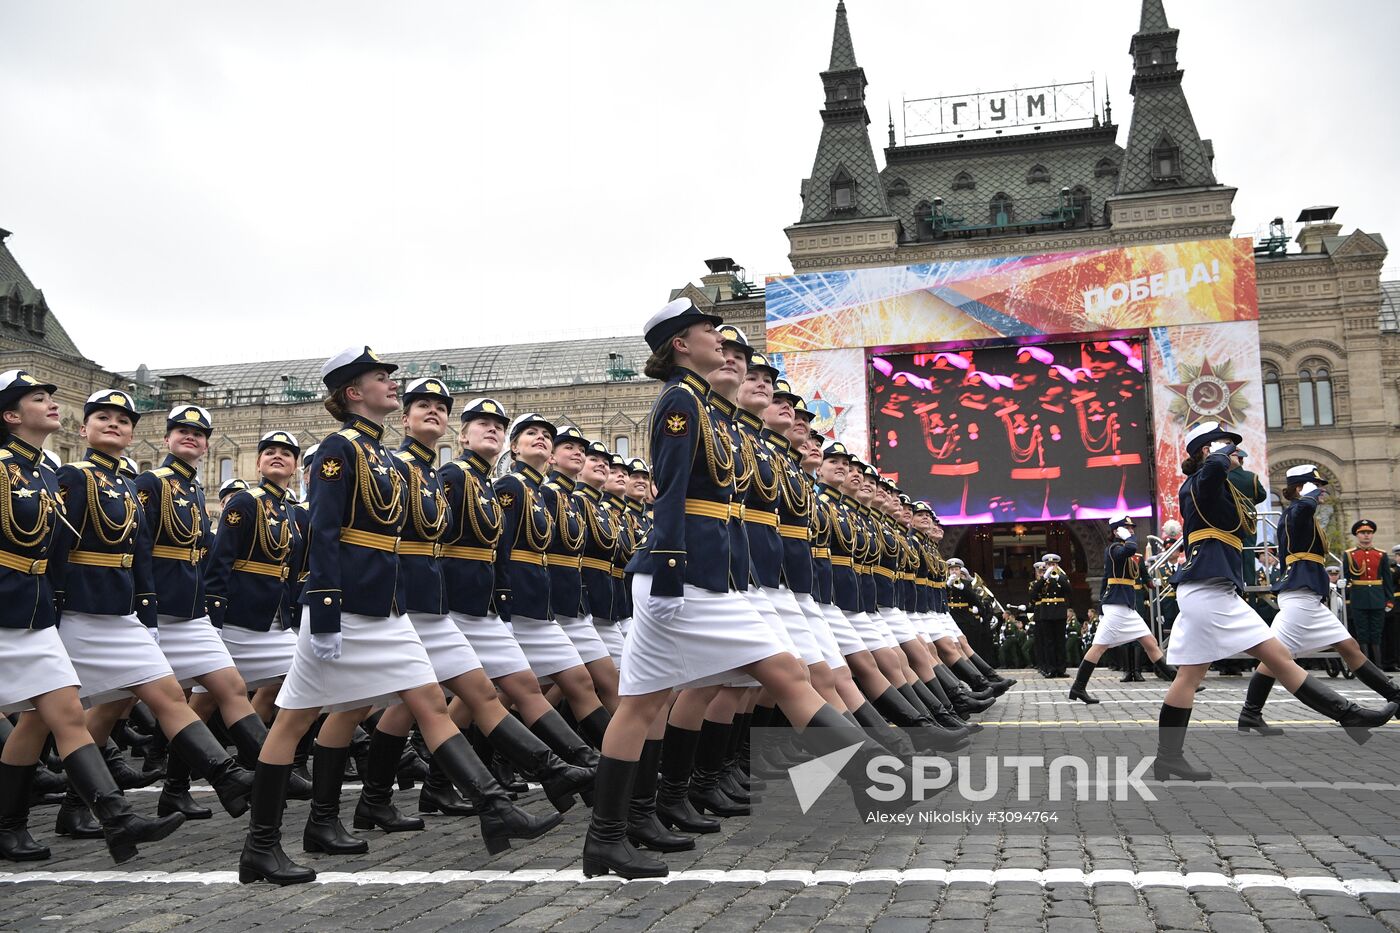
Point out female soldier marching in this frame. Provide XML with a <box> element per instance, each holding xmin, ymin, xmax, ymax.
<box><xmin>0</xmin><ymin>372</ymin><xmax>185</xmax><ymax>864</ymax></box>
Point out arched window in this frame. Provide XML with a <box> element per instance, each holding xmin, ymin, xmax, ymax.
<box><xmin>438</xmin><ymin>444</ymin><xmax>453</xmax><ymax>466</ymax></box>
<box><xmin>614</xmin><ymin>436</ymin><xmax>630</xmax><ymax>460</ymax></box>
<box><xmin>1095</xmin><ymin>157</ymin><xmax>1119</xmax><ymax>177</ymax></box>
<box><xmin>137</xmin><ymin>460</ymin><xmax>152</xmax><ymax>473</ymax></box>
<box><xmin>218</xmin><ymin>457</ymin><xmax>234</xmax><ymax>485</ymax></box>
<box><xmin>1315</xmin><ymin>368</ymin><xmax>1334</xmax><ymax>425</ymax></box>
<box><xmin>952</xmin><ymin>171</ymin><xmax>975</xmax><ymax>191</ymax></box>
<box><xmin>1026</xmin><ymin>164</ymin><xmax>1050</xmax><ymax>184</ymax></box>
<box><xmin>1298</xmin><ymin>365</ymin><xmax>1336</xmax><ymax>427</ymax></box>
<box><xmin>989</xmin><ymin>193</ymin><xmax>1014</xmax><ymax>225</ymax></box>
<box><xmin>913</xmin><ymin>199</ymin><xmax>934</xmax><ymax>239</ymax></box>
<box><xmin>1263</xmin><ymin>367</ymin><xmax>1282</xmax><ymax>428</ymax></box>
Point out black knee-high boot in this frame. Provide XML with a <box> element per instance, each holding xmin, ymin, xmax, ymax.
<box><xmin>951</xmin><ymin>658</ymin><xmax>1000</xmax><ymax>697</ymax></box>
<box><xmin>849</xmin><ymin>702</ymin><xmax>918</xmax><ymax>758</ymax></box>
<box><xmin>354</xmin><ymin>731</ymin><xmax>426</xmax><ymax>832</ymax></box>
<box><xmin>418</xmin><ymin>752</ymin><xmax>475</xmax><ymax>816</ymax></box>
<box><xmin>63</xmin><ymin>743</ymin><xmax>186</xmax><ymax>864</ymax></box>
<box><xmin>627</xmin><ymin>738</ymin><xmax>694</xmax><ymax>853</ymax></box>
<box><xmin>969</xmin><ymin>652</ymin><xmax>1015</xmax><ymax>688</ymax></box>
<box><xmin>157</xmin><ymin>744</ymin><xmax>213</xmax><ymax>819</ymax></box>
<box><xmin>654</xmin><ymin>724</ymin><xmax>719</xmax><ymax>834</ymax></box>
<box><xmin>302</xmin><ymin>743</ymin><xmax>368</xmax><ymax>854</ymax></box>
<box><xmin>1353</xmin><ymin>660</ymin><xmax>1400</xmax><ymax>704</ymax></box>
<box><xmin>1155</xmin><ymin>704</ymin><xmax>1211</xmax><ymax>781</ymax></box>
<box><xmin>167</xmin><ymin>722</ymin><xmax>254</xmax><ymax>817</ymax></box>
<box><xmin>226</xmin><ymin>714</ymin><xmax>312</xmax><ymax>801</ymax></box>
<box><xmin>238</xmin><ymin>762</ymin><xmax>316</xmax><ymax>886</ymax></box>
<box><xmin>577</xmin><ymin>707</ymin><xmax>612</xmax><ymax>749</ymax></box>
<box><xmin>1069</xmin><ymin>660</ymin><xmax>1100</xmax><ymax>705</ymax></box>
<box><xmin>717</xmin><ymin>712</ymin><xmax>751</xmax><ymax>799</ymax></box>
<box><xmin>0</xmin><ymin>763</ymin><xmax>50</xmax><ymax>861</ymax></box>
<box><xmin>796</xmin><ymin>705</ymin><xmax>919</xmax><ymax>815</ymax></box>
<box><xmin>528</xmin><ymin>708</ymin><xmax>600</xmax><ymax>771</ymax></box>
<box><xmin>582</xmin><ymin>755</ymin><xmax>669</xmax><ymax>879</ymax></box>
<box><xmin>1292</xmin><ymin>674</ymin><xmax>1398</xmax><ymax>744</ymax></box>
<box><xmin>486</xmin><ymin>715</ymin><xmax>595</xmax><ymax>813</ymax></box>
<box><xmin>920</xmin><ymin>675</ymin><xmax>977</xmax><ymax>732</ymax></box>
<box><xmin>431</xmin><ymin>732</ymin><xmax>563</xmax><ymax>853</ymax></box>
<box><xmin>1237</xmin><ymin>673</ymin><xmax>1282</xmax><ymax>735</ymax></box>
<box><xmin>933</xmin><ymin>664</ymin><xmax>993</xmax><ymax>715</ymax></box>
<box><xmin>687</xmin><ymin>720</ymin><xmax>747</xmax><ymax>816</ymax></box>
<box><xmin>102</xmin><ymin>741</ymin><xmax>159</xmax><ymax>789</ymax></box>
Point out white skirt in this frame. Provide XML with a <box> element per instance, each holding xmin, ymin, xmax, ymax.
<box><xmin>0</xmin><ymin>626</ymin><xmax>81</xmax><ymax>714</ymax></box>
<box><xmin>1166</xmin><ymin>580</ymin><xmax>1274</xmax><ymax>666</ymax></box>
<box><xmin>848</xmin><ymin>609</ymin><xmax>899</xmax><ymax>652</ymax></box>
<box><xmin>560</xmin><ymin>614</ymin><xmax>613</xmax><ymax>666</ymax></box>
<box><xmin>822</xmin><ymin>603</ymin><xmax>868</xmax><ymax>657</ymax></box>
<box><xmin>934</xmin><ymin>612</ymin><xmax>965</xmax><ymax>643</ymax></box>
<box><xmin>1092</xmin><ymin>604</ymin><xmax>1153</xmax><ymax>648</ymax></box>
<box><xmin>410</xmin><ymin>612</ymin><xmax>483</xmax><ymax>683</ymax></box>
<box><xmin>1272</xmin><ymin>589</ymin><xmax>1350</xmax><ymax>656</ymax></box>
<box><xmin>593</xmin><ymin>618</ymin><xmax>626</xmax><ymax>667</ymax></box>
<box><xmin>510</xmin><ymin>614</ymin><xmax>585</xmax><ymax>680</ymax></box>
<box><xmin>277</xmin><ymin>609</ymin><xmax>436</xmax><ymax>713</ymax></box>
<box><xmin>220</xmin><ymin>623</ymin><xmax>295</xmax><ymax>688</ymax></box>
<box><xmin>450</xmin><ymin>612</ymin><xmax>531</xmax><ymax>680</ymax></box>
<box><xmin>878</xmin><ymin>607</ymin><xmax>921</xmax><ymax>645</ymax></box>
<box><xmin>157</xmin><ymin>615</ymin><xmax>236</xmax><ymax>687</ymax></box>
<box><xmin>620</xmin><ymin>575</ymin><xmax>790</xmax><ymax>696</ymax></box>
<box><xmin>749</xmin><ymin>587</ymin><xmax>802</xmax><ymax>659</ymax></box>
<box><xmin>764</xmin><ymin>586</ymin><xmax>823</xmax><ymax>666</ymax></box>
<box><xmin>796</xmin><ymin>592</ymin><xmax>847</xmax><ymax>670</ymax></box>
<box><xmin>59</xmin><ymin>611</ymin><xmax>175</xmax><ymax>706</ymax></box>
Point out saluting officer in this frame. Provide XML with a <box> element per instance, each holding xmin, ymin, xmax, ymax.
<box><xmin>1156</xmin><ymin>421</ymin><xmax>1394</xmax><ymax>782</ymax></box>
<box><xmin>1236</xmin><ymin>468</ymin><xmax>1400</xmax><ymax>734</ymax></box>
<box><xmin>0</xmin><ymin>372</ymin><xmax>185</xmax><ymax>865</ymax></box>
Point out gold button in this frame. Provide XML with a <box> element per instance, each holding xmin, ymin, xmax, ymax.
<box><xmin>141</xmin><ymin>599</ymin><xmax>150</xmax><ymax>606</ymax></box>
<box><xmin>323</xmin><ymin>597</ymin><xmax>333</xmax><ymax>605</ymax></box>
<box><xmin>667</xmin><ymin>558</ymin><xmax>677</xmax><ymax>567</ymax></box>
<box><xmin>214</xmin><ymin>601</ymin><xmax>221</xmax><ymax>608</ymax></box>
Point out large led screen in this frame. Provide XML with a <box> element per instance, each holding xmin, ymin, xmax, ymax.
<box><xmin>869</xmin><ymin>338</ymin><xmax>1152</xmax><ymax>524</ymax></box>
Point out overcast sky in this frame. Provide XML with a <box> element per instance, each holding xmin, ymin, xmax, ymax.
<box><xmin>3</xmin><ymin>1</ymin><xmax>1397</xmax><ymax>373</ymax></box>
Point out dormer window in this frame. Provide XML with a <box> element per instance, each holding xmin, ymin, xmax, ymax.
<box><xmin>1151</xmin><ymin>134</ymin><xmax>1180</xmax><ymax>181</ymax></box>
<box><xmin>1095</xmin><ymin>157</ymin><xmax>1119</xmax><ymax>178</ymax></box>
<box><xmin>830</xmin><ymin>166</ymin><xmax>856</xmax><ymax>212</ymax></box>
<box><xmin>1026</xmin><ymin>164</ymin><xmax>1050</xmax><ymax>184</ymax></box>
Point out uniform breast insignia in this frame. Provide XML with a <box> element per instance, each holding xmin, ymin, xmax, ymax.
<box><xmin>320</xmin><ymin>457</ymin><xmax>344</xmax><ymax>480</ymax></box>
<box><xmin>224</xmin><ymin>510</ymin><xmax>243</xmax><ymax>526</ymax></box>
<box><xmin>137</xmin><ymin>489</ymin><xmax>150</xmax><ymax>506</ymax></box>
<box><xmin>498</xmin><ymin>492</ymin><xmax>515</xmax><ymax>509</ymax></box>
<box><xmin>664</xmin><ymin>413</ymin><xmax>689</xmax><ymax>436</ymax></box>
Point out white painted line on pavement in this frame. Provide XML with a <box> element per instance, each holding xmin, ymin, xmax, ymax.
<box><xmin>2</xmin><ymin>868</ymin><xmax>1399</xmax><ymax>895</ymax></box>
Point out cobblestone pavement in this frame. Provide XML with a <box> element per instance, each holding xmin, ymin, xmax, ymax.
<box><xmin>7</xmin><ymin>672</ymin><xmax>1400</xmax><ymax>932</ymax></box>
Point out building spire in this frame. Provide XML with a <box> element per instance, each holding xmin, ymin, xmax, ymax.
<box><xmin>1139</xmin><ymin>0</ymin><xmax>1170</xmax><ymax>32</ymax></box>
<box><xmin>796</xmin><ymin>0</ymin><xmax>891</xmax><ymax>224</ymax></box>
<box><xmin>1116</xmin><ymin>0</ymin><xmax>1217</xmax><ymax>194</ymax></box>
<box><xmin>888</xmin><ymin>103</ymin><xmax>896</xmax><ymax>147</ymax></box>
<box><xmin>1103</xmin><ymin>79</ymin><xmax>1112</xmax><ymax>124</ymax></box>
<box><xmin>829</xmin><ymin>1</ymin><xmax>857</xmax><ymax>71</ymax></box>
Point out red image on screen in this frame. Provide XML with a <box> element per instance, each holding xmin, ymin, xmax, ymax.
<box><xmin>869</xmin><ymin>338</ymin><xmax>1152</xmax><ymax>525</ymax></box>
